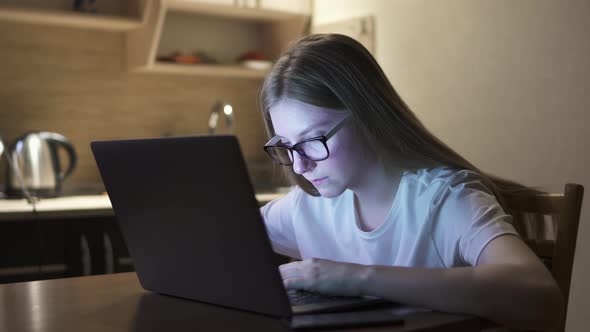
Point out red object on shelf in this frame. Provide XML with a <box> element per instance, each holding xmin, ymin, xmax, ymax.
<box><xmin>237</xmin><ymin>51</ymin><xmax>267</xmax><ymax>61</ymax></box>
<box><xmin>173</xmin><ymin>55</ymin><xmax>202</xmax><ymax>64</ymax></box>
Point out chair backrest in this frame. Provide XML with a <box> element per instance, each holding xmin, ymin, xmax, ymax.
<box><xmin>503</xmin><ymin>183</ymin><xmax>584</xmax><ymax>330</ymax></box>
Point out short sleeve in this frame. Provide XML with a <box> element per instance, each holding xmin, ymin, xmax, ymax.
<box><xmin>429</xmin><ymin>171</ymin><xmax>519</xmax><ymax>267</ymax></box>
<box><xmin>259</xmin><ymin>187</ymin><xmax>302</xmax><ymax>258</ymax></box>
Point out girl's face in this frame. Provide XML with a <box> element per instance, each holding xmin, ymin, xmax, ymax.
<box><xmin>268</xmin><ymin>98</ymin><xmax>371</xmax><ymax>197</ymax></box>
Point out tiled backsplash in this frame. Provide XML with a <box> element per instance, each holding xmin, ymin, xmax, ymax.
<box><xmin>0</xmin><ymin>21</ymin><xmax>286</xmax><ymax>192</ymax></box>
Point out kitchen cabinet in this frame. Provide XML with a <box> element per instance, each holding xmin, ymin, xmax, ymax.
<box><xmin>0</xmin><ymin>0</ymin><xmax>309</xmax><ymax>78</ymax></box>
<box><xmin>0</xmin><ymin>192</ymin><xmax>285</xmax><ymax>283</ymax></box>
<box><xmin>0</xmin><ymin>215</ymin><xmax>132</xmax><ymax>284</ymax></box>
<box><xmin>0</xmin><ymin>219</ymin><xmax>84</xmax><ymax>283</ymax></box>
<box><xmin>0</xmin><ymin>221</ymin><xmax>43</xmax><ymax>283</ymax></box>
<box><xmin>128</xmin><ymin>0</ymin><xmax>310</xmax><ymax>78</ymax></box>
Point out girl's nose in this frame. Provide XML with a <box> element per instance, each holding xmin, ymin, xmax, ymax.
<box><xmin>292</xmin><ymin>152</ymin><xmax>314</xmax><ymax>175</ymax></box>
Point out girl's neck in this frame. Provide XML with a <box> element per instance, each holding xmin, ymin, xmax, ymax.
<box><xmin>349</xmin><ymin>162</ymin><xmax>404</xmax><ymax>231</ymax></box>
<box><xmin>352</xmin><ymin>158</ymin><xmax>403</xmax><ymax>201</ymax></box>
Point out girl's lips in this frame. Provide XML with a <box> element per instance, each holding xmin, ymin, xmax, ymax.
<box><xmin>310</xmin><ymin>177</ymin><xmax>328</xmax><ymax>185</ymax></box>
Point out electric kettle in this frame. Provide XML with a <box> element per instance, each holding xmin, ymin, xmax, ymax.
<box><xmin>5</xmin><ymin>131</ymin><xmax>77</xmax><ymax>198</ymax></box>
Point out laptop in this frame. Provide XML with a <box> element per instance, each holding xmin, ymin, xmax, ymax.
<box><xmin>91</xmin><ymin>135</ymin><xmax>402</xmax><ymax>329</ymax></box>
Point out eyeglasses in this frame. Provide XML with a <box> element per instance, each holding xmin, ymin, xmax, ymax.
<box><xmin>264</xmin><ymin>115</ymin><xmax>351</xmax><ymax>166</ymax></box>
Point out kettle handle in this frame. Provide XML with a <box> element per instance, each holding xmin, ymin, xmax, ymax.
<box><xmin>42</xmin><ymin>132</ymin><xmax>78</xmax><ymax>182</ymax></box>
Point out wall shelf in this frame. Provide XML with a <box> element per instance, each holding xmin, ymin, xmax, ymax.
<box><xmin>138</xmin><ymin>62</ymin><xmax>269</xmax><ymax>78</ymax></box>
<box><xmin>0</xmin><ymin>6</ymin><xmax>142</xmax><ymax>32</ymax></box>
<box><xmin>127</xmin><ymin>0</ymin><xmax>309</xmax><ymax>79</ymax></box>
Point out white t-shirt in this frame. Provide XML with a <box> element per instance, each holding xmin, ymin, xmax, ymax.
<box><xmin>259</xmin><ymin>167</ymin><xmax>519</xmax><ymax>268</ymax></box>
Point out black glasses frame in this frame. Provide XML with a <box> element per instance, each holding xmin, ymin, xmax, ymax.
<box><xmin>264</xmin><ymin>136</ymin><xmax>330</xmax><ymax>166</ymax></box>
<box><xmin>263</xmin><ymin>114</ymin><xmax>351</xmax><ymax>166</ymax></box>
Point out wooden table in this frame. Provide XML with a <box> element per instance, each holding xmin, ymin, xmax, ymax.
<box><xmin>0</xmin><ymin>272</ymin><xmax>494</xmax><ymax>332</ymax></box>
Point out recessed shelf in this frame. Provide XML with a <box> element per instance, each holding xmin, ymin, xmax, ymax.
<box><xmin>126</xmin><ymin>0</ymin><xmax>309</xmax><ymax>79</ymax></box>
<box><xmin>0</xmin><ymin>7</ymin><xmax>142</xmax><ymax>31</ymax></box>
<box><xmin>137</xmin><ymin>62</ymin><xmax>269</xmax><ymax>78</ymax></box>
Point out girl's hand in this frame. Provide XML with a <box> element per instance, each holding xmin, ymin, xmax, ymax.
<box><xmin>278</xmin><ymin>258</ymin><xmax>369</xmax><ymax>296</ymax></box>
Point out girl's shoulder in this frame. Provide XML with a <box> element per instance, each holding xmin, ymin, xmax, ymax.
<box><xmin>402</xmin><ymin>166</ymin><xmax>488</xmax><ymax>199</ymax></box>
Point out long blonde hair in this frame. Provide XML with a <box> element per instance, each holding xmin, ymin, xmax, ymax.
<box><xmin>260</xmin><ymin>34</ymin><xmax>535</xmax><ymax>210</ymax></box>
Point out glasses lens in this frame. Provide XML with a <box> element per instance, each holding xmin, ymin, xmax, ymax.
<box><xmin>266</xmin><ymin>146</ymin><xmax>293</xmax><ymax>165</ymax></box>
<box><xmin>297</xmin><ymin>139</ymin><xmax>328</xmax><ymax>161</ymax></box>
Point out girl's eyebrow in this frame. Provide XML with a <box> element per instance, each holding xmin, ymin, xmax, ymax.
<box><xmin>295</xmin><ymin>127</ymin><xmax>319</xmax><ymax>140</ymax></box>
<box><xmin>293</xmin><ymin>121</ymin><xmax>331</xmax><ymax>140</ymax></box>
<box><xmin>276</xmin><ymin>129</ymin><xmax>323</xmax><ymax>145</ymax></box>
<box><xmin>272</xmin><ymin>120</ymin><xmax>332</xmax><ymax>144</ymax></box>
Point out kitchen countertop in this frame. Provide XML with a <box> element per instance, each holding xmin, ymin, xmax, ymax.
<box><xmin>0</xmin><ymin>192</ymin><xmax>285</xmax><ymax>221</ymax></box>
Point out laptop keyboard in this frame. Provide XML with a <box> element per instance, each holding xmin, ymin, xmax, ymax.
<box><xmin>287</xmin><ymin>289</ymin><xmax>357</xmax><ymax>306</ymax></box>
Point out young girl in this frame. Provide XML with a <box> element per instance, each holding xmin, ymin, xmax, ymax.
<box><xmin>259</xmin><ymin>34</ymin><xmax>563</xmax><ymax>331</ymax></box>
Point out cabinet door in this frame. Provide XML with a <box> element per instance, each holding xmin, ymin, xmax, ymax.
<box><xmin>39</xmin><ymin>220</ymin><xmax>70</xmax><ymax>279</ymax></box>
<box><xmin>0</xmin><ymin>216</ymin><xmax>132</xmax><ymax>283</ymax></box>
<box><xmin>0</xmin><ymin>221</ymin><xmax>41</xmax><ymax>283</ymax></box>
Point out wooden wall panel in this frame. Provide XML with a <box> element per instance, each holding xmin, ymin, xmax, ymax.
<box><xmin>0</xmin><ymin>21</ymin><xmax>285</xmax><ymax>193</ymax></box>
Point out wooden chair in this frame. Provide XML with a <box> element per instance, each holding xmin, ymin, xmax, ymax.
<box><xmin>503</xmin><ymin>183</ymin><xmax>584</xmax><ymax>331</ymax></box>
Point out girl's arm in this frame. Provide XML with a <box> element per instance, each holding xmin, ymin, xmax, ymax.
<box><xmin>280</xmin><ymin>235</ymin><xmax>564</xmax><ymax>331</ymax></box>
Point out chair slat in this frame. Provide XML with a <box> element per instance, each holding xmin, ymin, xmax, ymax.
<box><xmin>504</xmin><ymin>193</ymin><xmax>563</xmax><ymax>214</ymax></box>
